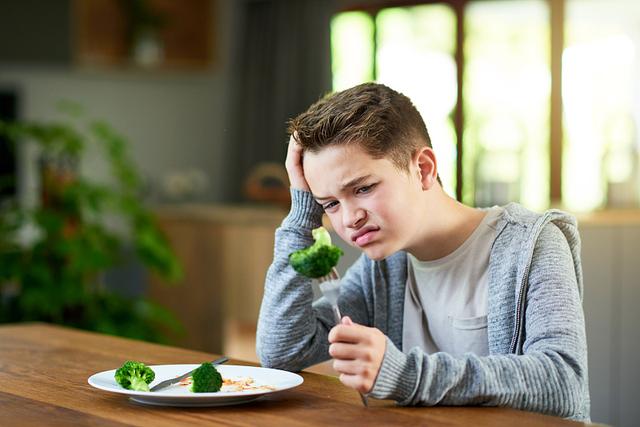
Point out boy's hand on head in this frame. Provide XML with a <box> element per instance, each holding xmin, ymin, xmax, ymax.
<box><xmin>285</xmin><ymin>132</ymin><xmax>311</xmax><ymax>192</ymax></box>
<box><xmin>328</xmin><ymin>316</ymin><xmax>386</xmax><ymax>394</ymax></box>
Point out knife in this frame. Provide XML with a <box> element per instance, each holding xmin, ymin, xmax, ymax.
<box><xmin>150</xmin><ymin>356</ymin><xmax>229</xmax><ymax>392</ymax></box>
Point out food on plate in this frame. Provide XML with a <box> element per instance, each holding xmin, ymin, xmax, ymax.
<box><xmin>179</xmin><ymin>375</ymin><xmax>277</xmax><ymax>392</ymax></box>
<box><xmin>221</xmin><ymin>377</ymin><xmax>277</xmax><ymax>392</ymax></box>
<box><xmin>289</xmin><ymin>226</ymin><xmax>343</xmax><ymax>278</ymax></box>
<box><xmin>114</xmin><ymin>361</ymin><xmax>155</xmax><ymax>392</ymax></box>
<box><xmin>190</xmin><ymin>362</ymin><xmax>223</xmax><ymax>393</ymax></box>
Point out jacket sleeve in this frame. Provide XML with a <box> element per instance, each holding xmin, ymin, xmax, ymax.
<box><xmin>256</xmin><ymin>189</ymin><xmax>372</xmax><ymax>371</ymax></box>
<box><xmin>368</xmin><ymin>223</ymin><xmax>590</xmax><ymax>421</ymax></box>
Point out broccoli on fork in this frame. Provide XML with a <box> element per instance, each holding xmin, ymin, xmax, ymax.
<box><xmin>114</xmin><ymin>361</ymin><xmax>155</xmax><ymax>392</ymax></box>
<box><xmin>289</xmin><ymin>227</ymin><xmax>343</xmax><ymax>278</ymax></box>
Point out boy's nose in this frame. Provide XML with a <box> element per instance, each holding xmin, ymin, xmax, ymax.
<box><xmin>343</xmin><ymin>205</ymin><xmax>366</xmax><ymax>228</ymax></box>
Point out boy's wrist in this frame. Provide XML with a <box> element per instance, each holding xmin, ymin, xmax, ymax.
<box><xmin>282</xmin><ymin>188</ymin><xmax>324</xmax><ymax>230</ymax></box>
<box><xmin>368</xmin><ymin>337</ymin><xmax>416</xmax><ymax>403</ymax></box>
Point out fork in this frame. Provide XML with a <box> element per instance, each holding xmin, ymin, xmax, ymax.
<box><xmin>150</xmin><ymin>356</ymin><xmax>229</xmax><ymax>392</ymax></box>
<box><xmin>318</xmin><ymin>267</ymin><xmax>369</xmax><ymax>408</ymax></box>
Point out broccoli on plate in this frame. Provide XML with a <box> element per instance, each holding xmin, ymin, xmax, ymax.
<box><xmin>114</xmin><ymin>361</ymin><xmax>155</xmax><ymax>392</ymax></box>
<box><xmin>289</xmin><ymin>227</ymin><xmax>343</xmax><ymax>278</ymax></box>
<box><xmin>190</xmin><ymin>362</ymin><xmax>223</xmax><ymax>393</ymax></box>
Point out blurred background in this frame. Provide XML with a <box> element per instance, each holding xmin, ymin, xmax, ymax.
<box><xmin>0</xmin><ymin>0</ymin><xmax>639</xmax><ymax>425</ymax></box>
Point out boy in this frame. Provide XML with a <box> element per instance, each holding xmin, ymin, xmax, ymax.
<box><xmin>256</xmin><ymin>83</ymin><xmax>589</xmax><ymax>420</ymax></box>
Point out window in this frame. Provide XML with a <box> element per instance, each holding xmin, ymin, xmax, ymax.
<box><xmin>464</xmin><ymin>0</ymin><xmax>549</xmax><ymax>210</ymax></box>
<box><xmin>331</xmin><ymin>12</ymin><xmax>374</xmax><ymax>91</ymax></box>
<box><xmin>331</xmin><ymin>0</ymin><xmax>640</xmax><ymax>211</ymax></box>
<box><xmin>563</xmin><ymin>0</ymin><xmax>640</xmax><ymax>211</ymax></box>
<box><xmin>332</xmin><ymin>4</ymin><xmax>458</xmax><ymax>198</ymax></box>
<box><xmin>376</xmin><ymin>5</ymin><xmax>458</xmax><ymax>197</ymax></box>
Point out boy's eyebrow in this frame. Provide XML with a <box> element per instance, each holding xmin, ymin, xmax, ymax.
<box><xmin>313</xmin><ymin>175</ymin><xmax>372</xmax><ymax>201</ymax></box>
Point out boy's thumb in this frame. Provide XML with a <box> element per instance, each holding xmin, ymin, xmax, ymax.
<box><xmin>341</xmin><ymin>316</ymin><xmax>353</xmax><ymax>325</ymax></box>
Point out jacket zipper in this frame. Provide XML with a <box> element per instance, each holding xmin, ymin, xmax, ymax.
<box><xmin>510</xmin><ymin>213</ymin><xmax>551</xmax><ymax>354</ymax></box>
<box><xmin>509</xmin><ymin>262</ymin><xmax>531</xmax><ymax>354</ymax></box>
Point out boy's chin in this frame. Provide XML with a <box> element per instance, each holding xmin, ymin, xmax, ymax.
<box><xmin>361</xmin><ymin>245</ymin><xmax>392</xmax><ymax>261</ymax></box>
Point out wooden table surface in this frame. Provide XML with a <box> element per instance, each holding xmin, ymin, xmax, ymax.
<box><xmin>0</xmin><ymin>323</ymin><xmax>593</xmax><ymax>427</ymax></box>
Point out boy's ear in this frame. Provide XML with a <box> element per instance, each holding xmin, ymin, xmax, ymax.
<box><xmin>414</xmin><ymin>147</ymin><xmax>438</xmax><ymax>190</ymax></box>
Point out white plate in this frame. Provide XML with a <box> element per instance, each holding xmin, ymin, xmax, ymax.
<box><xmin>88</xmin><ymin>364</ymin><xmax>304</xmax><ymax>407</ymax></box>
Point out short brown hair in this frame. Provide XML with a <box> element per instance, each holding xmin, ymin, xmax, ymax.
<box><xmin>287</xmin><ymin>83</ymin><xmax>433</xmax><ymax>172</ymax></box>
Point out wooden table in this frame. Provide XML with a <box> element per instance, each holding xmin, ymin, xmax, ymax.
<box><xmin>0</xmin><ymin>323</ymin><xmax>593</xmax><ymax>427</ymax></box>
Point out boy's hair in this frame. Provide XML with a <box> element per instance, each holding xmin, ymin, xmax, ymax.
<box><xmin>287</xmin><ymin>83</ymin><xmax>434</xmax><ymax>174</ymax></box>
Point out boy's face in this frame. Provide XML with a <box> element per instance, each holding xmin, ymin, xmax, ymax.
<box><xmin>303</xmin><ymin>144</ymin><xmax>425</xmax><ymax>261</ymax></box>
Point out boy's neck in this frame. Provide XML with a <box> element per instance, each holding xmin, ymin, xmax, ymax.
<box><xmin>407</xmin><ymin>189</ymin><xmax>486</xmax><ymax>262</ymax></box>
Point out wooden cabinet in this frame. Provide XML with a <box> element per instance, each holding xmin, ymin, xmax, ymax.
<box><xmin>73</xmin><ymin>0</ymin><xmax>214</xmax><ymax>70</ymax></box>
<box><xmin>148</xmin><ymin>204</ymin><xmax>286</xmax><ymax>354</ymax></box>
<box><xmin>0</xmin><ymin>0</ymin><xmax>214</xmax><ymax>70</ymax></box>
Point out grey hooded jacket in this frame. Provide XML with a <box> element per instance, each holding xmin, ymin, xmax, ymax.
<box><xmin>256</xmin><ymin>189</ymin><xmax>590</xmax><ymax>421</ymax></box>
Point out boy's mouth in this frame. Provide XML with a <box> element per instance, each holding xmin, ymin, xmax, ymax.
<box><xmin>351</xmin><ymin>226</ymin><xmax>380</xmax><ymax>247</ymax></box>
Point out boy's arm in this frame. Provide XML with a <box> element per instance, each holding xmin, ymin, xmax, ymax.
<box><xmin>369</xmin><ymin>223</ymin><xmax>589</xmax><ymax>420</ymax></box>
<box><xmin>256</xmin><ymin>189</ymin><xmax>370</xmax><ymax>371</ymax></box>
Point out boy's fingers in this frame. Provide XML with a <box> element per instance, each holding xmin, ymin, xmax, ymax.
<box><xmin>332</xmin><ymin>358</ymin><xmax>360</xmax><ymax>375</ymax></box>
<box><xmin>329</xmin><ymin>342</ymin><xmax>361</xmax><ymax>360</ymax></box>
<box><xmin>287</xmin><ymin>132</ymin><xmax>300</xmax><ymax>150</ymax></box>
<box><xmin>285</xmin><ymin>134</ymin><xmax>302</xmax><ymax>163</ymax></box>
<box><xmin>339</xmin><ymin>373</ymin><xmax>370</xmax><ymax>394</ymax></box>
<box><xmin>328</xmin><ymin>323</ymin><xmax>365</xmax><ymax>344</ymax></box>
<box><xmin>285</xmin><ymin>132</ymin><xmax>310</xmax><ymax>191</ymax></box>
<box><xmin>341</xmin><ymin>316</ymin><xmax>353</xmax><ymax>325</ymax></box>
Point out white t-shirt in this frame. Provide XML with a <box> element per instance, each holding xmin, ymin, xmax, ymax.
<box><xmin>402</xmin><ymin>206</ymin><xmax>503</xmax><ymax>357</ymax></box>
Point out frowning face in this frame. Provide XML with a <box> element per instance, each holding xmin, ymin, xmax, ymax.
<box><xmin>303</xmin><ymin>144</ymin><xmax>425</xmax><ymax>261</ymax></box>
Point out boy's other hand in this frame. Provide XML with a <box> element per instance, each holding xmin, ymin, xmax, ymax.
<box><xmin>285</xmin><ymin>132</ymin><xmax>311</xmax><ymax>192</ymax></box>
<box><xmin>328</xmin><ymin>316</ymin><xmax>386</xmax><ymax>394</ymax></box>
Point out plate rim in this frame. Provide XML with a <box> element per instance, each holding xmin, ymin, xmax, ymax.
<box><xmin>88</xmin><ymin>364</ymin><xmax>304</xmax><ymax>399</ymax></box>
<box><xmin>128</xmin><ymin>394</ymin><xmax>264</xmax><ymax>407</ymax></box>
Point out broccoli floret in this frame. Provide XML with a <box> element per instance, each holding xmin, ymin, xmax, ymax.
<box><xmin>190</xmin><ymin>362</ymin><xmax>223</xmax><ymax>393</ymax></box>
<box><xmin>289</xmin><ymin>226</ymin><xmax>343</xmax><ymax>278</ymax></box>
<box><xmin>114</xmin><ymin>361</ymin><xmax>155</xmax><ymax>392</ymax></box>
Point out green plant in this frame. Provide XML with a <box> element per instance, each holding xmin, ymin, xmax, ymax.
<box><xmin>115</xmin><ymin>360</ymin><xmax>156</xmax><ymax>391</ymax></box>
<box><xmin>0</xmin><ymin>103</ymin><xmax>183</xmax><ymax>342</ymax></box>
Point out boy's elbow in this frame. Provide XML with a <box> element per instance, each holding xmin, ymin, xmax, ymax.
<box><xmin>561</xmin><ymin>372</ymin><xmax>590</xmax><ymax>421</ymax></box>
<box><xmin>258</xmin><ymin>352</ymin><xmax>295</xmax><ymax>371</ymax></box>
<box><xmin>255</xmin><ymin>335</ymin><xmax>275</xmax><ymax>368</ymax></box>
<box><xmin>255</xmin><ymin>335</ymin><xmax>299</xmax><ymax>371</ymax></box>
<box><xmin>257</xmin><ymin>348</ymin><xmax>304</xmax><ymax>372</ymax></box>
<box><xmin>546</xmin><ymin>357</ymin><xmax>590</xmax><ymax>420</ymax></box>
<box><xmin>255</xmin><ymin>339</ymin><xmax>277</xmax><ymax>368</ymax></box>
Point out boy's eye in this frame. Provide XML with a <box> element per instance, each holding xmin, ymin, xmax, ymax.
<box><xmin>356</xmin><ymin>184</ymin><xmax>375</xmax><ymax>194</ymax></box>
<box><xmin>323</xmin><ymin>201</ymin><xmax>339</xmax><ymax>211</ymax></box>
